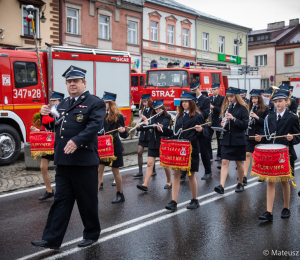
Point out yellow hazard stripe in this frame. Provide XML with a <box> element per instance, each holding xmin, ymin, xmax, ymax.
<box><xmin>120</xmin><ymin>107</ymin><xmax>131</xmax><ymax>110</ymax></box>
<box><xmin>1</xmin><ymin>105</ymin><xmax>42</xmax><ymax>110</ymax></box>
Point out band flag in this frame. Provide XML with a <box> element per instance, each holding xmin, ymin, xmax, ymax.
<box><xmin>30</xmin><ymin>131</ymin><xmax>54</xmax><ymax>159</ymax></box>
<box><xmin>98</xmin><ymin>135</ymin><xmax>117</xmax><ymax>165</ymax></box>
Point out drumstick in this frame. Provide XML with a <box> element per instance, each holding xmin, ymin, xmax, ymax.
<box><xmin>181</xmin><ymin>122</ymin><xmax>210</xmax><ymax>133</ymax></box>
<box><xmin>249</xmin><ymin>133</ymin><xmax>300</xmax><ymax>139</ymax></box>
<box><xmin>105</xmin><ymin>128</ymin><xmax>127</xmax><ymax>135</ymax></box>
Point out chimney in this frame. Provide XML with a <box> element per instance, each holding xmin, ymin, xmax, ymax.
<box><xmin>289</xmin><ymin>18</ymin><xmax>299</xmax><ymax>27</ymax></box>
<box><xmin>267</xmin><ymin>21</ymin><xmax>285</xmax><ymax>30</ymax></box>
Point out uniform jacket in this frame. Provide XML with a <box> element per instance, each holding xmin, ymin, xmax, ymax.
<box><xmin>42</xmin><ymin>91</ymin><xmax>106</xmax><ymax>166</ymax></box>
<box><xmin>101</xmin><ymin>113</ymin><xmax>129</xmax><ymax>155</ymax></box>
<box><xmin>196</xmin><ymin>95</ymin><xmax>210</xmax><ymax>120</ymax></box>
<box><xmin>264</xmin><ymin>109</ymin><xmax>300</xmax><ymax>160</ymax></box>
<box><xmin>246</xmin><ymin>105</ymin><xmax>269</xmax><ymax>140</ymax></box>
<box><xmin>243</xmin><ymin>98</ymin><xmax>250</xmax><ymax>105</ymax></box>
<box><xmin>221</xmin><ymin>103</ymin><xmax>249</xmax><ymax>146</ymax></box>
<box><xmin>138</xmin><ymin>113</ymin><xmax>171</xmax><ymax>150</ymax></box>
<box><xmin>164</xmin><ymin>112</ymin><xmax>204</xmax><ymax>155</ymax></box>
<box><xmin>289</xmin><ymin>97</ymin><xmax>298</xmax><ymax>114</ymax></box>
<box><xmin>139</xmin><ymin>107</ymin><xmax>153</xmax><ymax>142</ymax></box>
<box><xmin>209</xmin><ymin>95</ymin><xmax>225</xmax><ymax>127</ymax></box>
<box><xmin>269</xmin><ymin>102</ymin><xmax>275</xmax><ymax>113</ymax></box>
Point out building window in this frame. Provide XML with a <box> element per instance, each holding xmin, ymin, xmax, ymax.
<box><xmin>128</xmin><ymin>21</ymin><xmax>137</xmax><ymax>44</ymax></box>
<box><xmin>284</xmin><ymin>52</ymin><xmax>294</xmax><ymax>66</ymax></box>
<box><xmin>202</xmin><ymin>32</ymin><xmax>209</xmax><ymax>51</ymax></box>
<box><xmin>151</xmin><ymin>21</ymin><xmax>158</xmax><ymax>41</ymax></box>
<box><xmin>167</xmin><ymin>25</ymin><xmax>174</xmax><ymax>44</ymax></box>
<box><xmin>248</xmin><ymin>36</ymin><xmax>254</xmax><ymax>42</ymax></box>
<box><xmin>261</xmin><ymin>79</ymin><xmax>269</xmax><ymax>89</ymax></box>
<box><xmin>99</xmin><ymin>15</ymin><xmax>110</xmax><ymax>40</ymax></box>
<box><xmin>254</xmin><ymin>55</ymin><xmax>267</xmax><ymax>66</ymax></box>
<box><xmin>265</xmin><ymin>35</ymin><xmax>269</xmax><ymax>40</ymax></box>
<box><xmin>150</xmin><ymin>60</ymin><xmax>157</xmax><ymax>69</ymax></box>
<box><xmin>183</xmin><ymin>28</ymin><xmax>189</xmax><ymax>47</ymax></box>
<box><xmin>67</xmin><ymin>8</ymin><xmax>78</xmax><ymax>34</ymax></box>
<box><xmin>234</xmin><ymin>40</ymin><xmax>239</xmax><ymax>56</ymax></box>
<box><xmin>219</xmin><ymin>36</ymin><xmax>225</xmax><ymax>53</ymax></box>
<box><xmin>22</xmin><ymin>7</ymin><xmax>39</xmax><ymax>37</ymax></box>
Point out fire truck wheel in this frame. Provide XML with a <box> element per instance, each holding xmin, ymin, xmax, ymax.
<box><xmin>0</xmin><ymin>124</ymin><xmax>21</xmax><ymax>165</ymax></box>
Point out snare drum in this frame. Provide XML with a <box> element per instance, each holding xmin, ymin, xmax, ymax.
<box><xmin>30</xmin><ymin>131</ymin><xmax>55</xmax><ymax>159</ymax></box>
<box><xmin>251</xmin><ymin>144</ymin><xmax>294</xmax><ymax>182</ymax></box>
<box><xmin>98</xmin><ymin>135</ymin><xmax>117</xmax><ymax>164</ymax></box>
<box><xmin>159</xmin><ymin>138</ymin><xmax>192</xmax><ymax>172</ymax></box>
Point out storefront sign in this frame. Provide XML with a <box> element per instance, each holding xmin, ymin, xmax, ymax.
<box><xmin>218</xmin><ymin>54</ymin><xmax>241</xmax><ymax>64</ymax></box>
<box><xmin>159</xmin><ymin>57</ymin><xmax>182</xmax><ymax>63</ymax></box>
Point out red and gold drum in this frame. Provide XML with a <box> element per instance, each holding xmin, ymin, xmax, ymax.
<box><xmin>98</xmin><ymin>135</ymin><xmax>116</xmax><ymax>163</ymax></box>
<box><xmin>251</xmin><ymin>144</ymin><xmax>294</xmax><ymax>182</ymax></box>
<box><xmin>160</xmin><ymin>139</ymin><xmax>192</xmax><ymax>172</ymax></box>
<box><xmin>30</xmin><ymin>131</ymin><xmax>54</xmax><ymax>159</ymax></box>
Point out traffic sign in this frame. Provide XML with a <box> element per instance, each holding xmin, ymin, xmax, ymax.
<box><xmin>270</xmin><ymin>75</ymin><xmax>274</xmax><ymax>81</ymax></box>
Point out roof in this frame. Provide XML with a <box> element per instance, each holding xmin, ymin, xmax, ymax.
<box><xmin>145</xmin><ymin>0</ymin><xmax>251</xmax><ymax>31</ymax></box>
<box><xmin>123</xmin><ymin>0</ymin><xmax>143</xmax><ymax>5</ymax></box>
<box><xmin>269</xmin><ymin>27</ymin><xmax>295</xmax><ymax>42</ymax></box>
<box><xmin>290</xmin><ymin>32</ymin><xmax>300</xmax><ymax>43</ymax></box>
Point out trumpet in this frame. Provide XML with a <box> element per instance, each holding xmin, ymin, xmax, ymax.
<box><xmin>220</xmin><ymin>101</ymin><xmax>232</xmax><ymax>139</ymax></box>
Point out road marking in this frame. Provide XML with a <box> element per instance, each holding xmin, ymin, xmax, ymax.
<box><xmin>16</xmin><ymin>177</ymin><xmax>259</xmax><ymax>260</ymax></box>
<box><xmin>42</xmin><ymin>182</ymin><xmax>261</xmax><ymax>260</ymax></box>
<box><xmin>0</xmin><ymin>163</ymin><xmax>159</xmax><ymax>199</ymax></box>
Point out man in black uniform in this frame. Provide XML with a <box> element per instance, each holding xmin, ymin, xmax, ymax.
<box><xmin>289</xmin><ymin>85</ymin><xmax>299</xmax><ymax>107</ymax></box>
<box><xmin>31</xmin><ymin>66</ymin><xmax>105</xmax><ymax>249</ymax></box>
<box><xmin>181</xmin><ymin>80</ymin><xmax>212</xmax><ymax>180</ymax></box>
<box><xmin>281</xmin><ymin>85</ymin><xmax>298</xmax><ymax>114</ymax></box>
<box><xmin>207</xmin><ymin>84</ymin><xmax>225</xmax><ymax>161</ymax></box>
<box><xmin>240</xmin><ymin>89</ymin><xmax>249</xmax><ymax>104</ymax></box>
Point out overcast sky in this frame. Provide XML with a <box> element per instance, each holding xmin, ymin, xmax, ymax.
<box><xmin>176</xmin><ymin>0</ymin><xmax>300</xmax><ymax>30</ymax></box>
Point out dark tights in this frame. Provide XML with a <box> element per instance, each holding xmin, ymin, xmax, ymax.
<box><xmin>138</xmin><ymin>145</ymin><xmax>155</xmax><ymax>174</ymax></box>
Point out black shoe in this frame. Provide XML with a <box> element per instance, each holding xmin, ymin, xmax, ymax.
<box><xmin>38</xmin><ymin>191</ymin><xmax>54</xmax><ymax>201</ymax></box>
<box><xmin>99</xmin><ymin>182</ymin><xmax>103</xmax><ymax>190</ymax></box>
<box><xmin>258</xmin><ymin>179</ymin><xmax>265</xmax><ymax>182</ymax></box>
<box><xmin>112</xmin><ymin>191</ymin><xmax>125</xmax><ymax>204</ymax></box>
<box><xmin>112</xmin><ymin>182</ymin><xmax>116</xmax><ymax>186</ymax></box>
<box><xmin>165</xmin><ymin>200</ymin><xmax>177</xmax><ymax>211</ymax></box>
<box><xmin>259</xmin><ymin>211</ymin><xmax>273</xmax><ymax>221</ymax></box>
<box><xmin>133</xmin><ymin>173</ymin><xmax>143</xmax><ymax>179</ymax></box>
<box><xmin>243</xmin><ymin>176</ymin><xmax>247</xmax><ymax>186</ymax></box>
<box><xmin>214</xmin><ymin>185</ymin><xmax>224</xmax><ymax>194</ymax></box>
<box><xmin>201</xmin><ymin>173</ymin><xmax>212</xmax><ymax>180</ymax></box>
<box><xmin>164</xmin><ymin>184</ymin><xmax>172</xmax><ymax>189</ymax></box>
<box><xmin>77</xmin><ymin>239</ymin><xmax>97</xmax><ymax>248</ymax></box>
<box><xmin>152</xmin><ymin>171</ymin><xmax>157</xmax><ymax>177</ymax></box>
<box><xmin>281</xmin><ymin>208</ymin><xmax>291</xmax><ymax>219</ymax></box>
<box><xmin>180</xmin><ymin>176</ymin><xmax>186</xmax><ymax>182</ymax></box>
<box><xmin>217</xmin><ymin>166</ymin><xmax>221</xmax><ymax>170</ymax></box>
<box><xmin>137</xmin><ymin>184</ymin><xmax>148</xmax><ymax>192</ymax></box>
<box><xmin>31</xmin><ymin>240</ymin><xmax>59</xmax><ymax>250</ymax></box>
<box><xmin>298</xmin><ymin>191</ymin><xmax>300</xmax><ymax>197</ymax></box>
<box><xmin>186</xmin><ymin>199</ymin><xmax>200</xmax><ymax>210</ymax></box>
<box><xmin>235</xmin><ymin>183</ymin><xmax>244</xmax><ymax>193</ymax></box>
<box><xmin>215</xmin><ymin>157</ymin><xmax>222</xmax><ymax>161</ymax></box>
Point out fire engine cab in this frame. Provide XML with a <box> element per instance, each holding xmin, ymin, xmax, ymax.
<box><xmin>143</xmin><ymin>62</ymin><xmax>226</xmax><ymax>111</ymax></box>
<box><xmin>0</xmin><ymin>46</ymin><xmax>131</xmax><ymax>165</ymax></box>
<box><xmin>130</xmin><ymin>73</ymin><xmax>146</xmax><ymax>113</ymax></box>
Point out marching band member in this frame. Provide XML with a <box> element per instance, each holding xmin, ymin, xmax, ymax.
<box><xmin>98</xmin><ymin>92</ymin><xmax>129</xmax><ymax>204</ymax></box>
<box><xmin>136</xmin><ymin>99</ymin><xmax>172</xmax><ymax>192</ymax></box>
<box><xmin>255</xmin><ymin>89</ymin><xmax>300</xmax><ymax>221</ymax></box>
<box><xmin>163</xmin><ymin>91</ymin><xmax>204</xmax><ymax>211</ymax></box>
<box><xmin>207</xmin><ymin>84</ymin><xmax>225</xmax><ymax>161</ymax></box>
<box><xmin>280</xmin><ymin>85</ymin><xmax>298</xmax><ymax>114</ymax></box>
<box><xmin>289</xmin><ymin>85</ymin><xmax>299</xmax><ymax>109</ymax></box>
<box><xmin>240</xmin><ymin>89</ymin><xmax>249</xmax><ymax>105</ymax></box>
<box><xmin>214</xmin><ymin>87</ymin><xmax>249</xmax><ymax>194</ymax></box>
<box><xmin>243</xmin><ymin>89</ymin><xmax>268</xmax><ymax>185</ymax></box>
<box><xmin>133</xmin><ymin>94</ymin><xmax>156</xmax><ymax>178</ymax></box>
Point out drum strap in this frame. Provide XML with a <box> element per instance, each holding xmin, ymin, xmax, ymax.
<box><xmin>264</xmin><ymin>115</ymin><xmax>276</xmax><ymax>142</ymax></box>
<box><xmin>173</xmin><ymin>115</ymin><xmax>183</xmax><ymax>138</ymax></box>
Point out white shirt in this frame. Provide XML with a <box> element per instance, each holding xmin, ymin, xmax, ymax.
<box><xmin>196</xmin><ymin>94</ymin><xmax>202</xmax><ymax>99</ymax></box>
<box><xmin>232</xmin><ymin>102</ymin><xmax>237</xmax><ymax>108</ymax></box>
<box><xmin>183</xmin><ymin>110</ymin><xmax>189</xmax><ymax>117</ymax></box>
<box><xmin>71</xmin><ymin>90</ymin><xmax>87</xmax><ymax>101</ymax></box>
<box><xmin>276</xmin><ymin>109</ymin><xmax>286</xmax><ymax>120</ymax></box>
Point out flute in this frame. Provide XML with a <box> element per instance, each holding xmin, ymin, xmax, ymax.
<box><xmin>128</xmin><ymin>110</ymin><xmax>163</xmax><ymax>133</ymax></box>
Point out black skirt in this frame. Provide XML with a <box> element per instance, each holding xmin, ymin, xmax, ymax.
<box><xmin>138</xmin><ymin>140</ymin><xmax>149</xmax><ymax>147</ymax></box>
<box><xmin>100</xmin><ymin>153</ymin><xmax>124</xmax><ymax>168</ymax></box>
<box><xmin>246</xmin><ymin>140</ymin><xmax>260</xmax><ymax>153</ymax></box>
<box><xmin>41</xmin><ymin>154</ymin><xmax>54</xmax><ymax>161</ymax></box>
<box><xmin>148</xmin><ymin>148</ymin><xmax>159</xmax><ymax>158</ymax></box>
<box><xmin>221</xmin><ymin>145</ymin><xmax>246</xmax><ymax>161</ymax></box>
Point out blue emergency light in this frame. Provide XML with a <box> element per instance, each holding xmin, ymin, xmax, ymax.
<box><xmin>153</xmin><ymin>63</ymin><xmax>157</xmax><ymax>68</ymax></box>
<box><xmin>185</xmin><ymin>62</ymin><xmax>190</xmax><ymax>67</ymax></box>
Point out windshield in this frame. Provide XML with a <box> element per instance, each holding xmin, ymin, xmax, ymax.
<box><xmin>146</xmin><ymin>70</ymin><xmax>189</xmax><ymax>87</ymax></box>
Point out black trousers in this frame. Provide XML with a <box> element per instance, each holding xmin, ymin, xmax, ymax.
<box><xmin>42</xmin><ymin>165</ymin><xmax>100</xmax><ymax>247</ymax></box>
<box><xmin>207</xmin><ymin>127</ymin><xmax>222</xmax><ymax>158</ymax></box>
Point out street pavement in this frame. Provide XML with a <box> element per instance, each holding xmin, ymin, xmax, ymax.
<box><xmin>1</xmin><ymin>146</ymin><xmax>300</xmax><ymax>260</ymax></box>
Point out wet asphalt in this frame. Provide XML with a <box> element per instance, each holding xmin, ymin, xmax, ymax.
<box><xmin>1</xmin><ymin>146</ymin><xmax>300</xmax><ymax>260</ymax></box>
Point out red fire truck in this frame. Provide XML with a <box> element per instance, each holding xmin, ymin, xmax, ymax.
<box><xmin>130</xmin><ymin>73</ymin><xmax>146</xmax><ymax>113</ymax></box>
<box><xmin>143</xmin><ymin>62</ymin><xmax>226</xmax><ymax>111</ymax></box>
<box><xmin>0</xmin><ymin>46</ymin><xmax>131</xmax><ymax>165</ymax></box>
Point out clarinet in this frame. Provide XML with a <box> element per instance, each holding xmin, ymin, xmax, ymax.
<box><xmin>219</xmin><ymin>101</ymin><xmax>232</xmax><ymax>140</ymax></box>
<box><xmin>246</xmin><ymin>105</ymin><xmax>255</xmax><ymax>136</ymax></box>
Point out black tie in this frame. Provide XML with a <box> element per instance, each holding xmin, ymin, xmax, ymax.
<box><xmin>70</xmin><ymin>98</ymin><xmax>75</xmax><ymax>107</ymax></box>
<box><xmin>183</xmin><ymin>112</ymin><xmax>187</xmax><ymax>117</ymax></box>
<box><xmin>277</xmin><ymin>114</ymin><xmax>281</xmax><ymax>126</ymax></box>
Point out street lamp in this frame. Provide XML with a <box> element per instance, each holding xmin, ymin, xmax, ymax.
<box><xmin>40</xmin><ymin>4</ymin><xmax>46</xmax><ymax>23</ymax></box>
<box><xmin>237</xmin><ymin>32</ymin><xmax>244</xmax><ymax>66</ymax></box>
